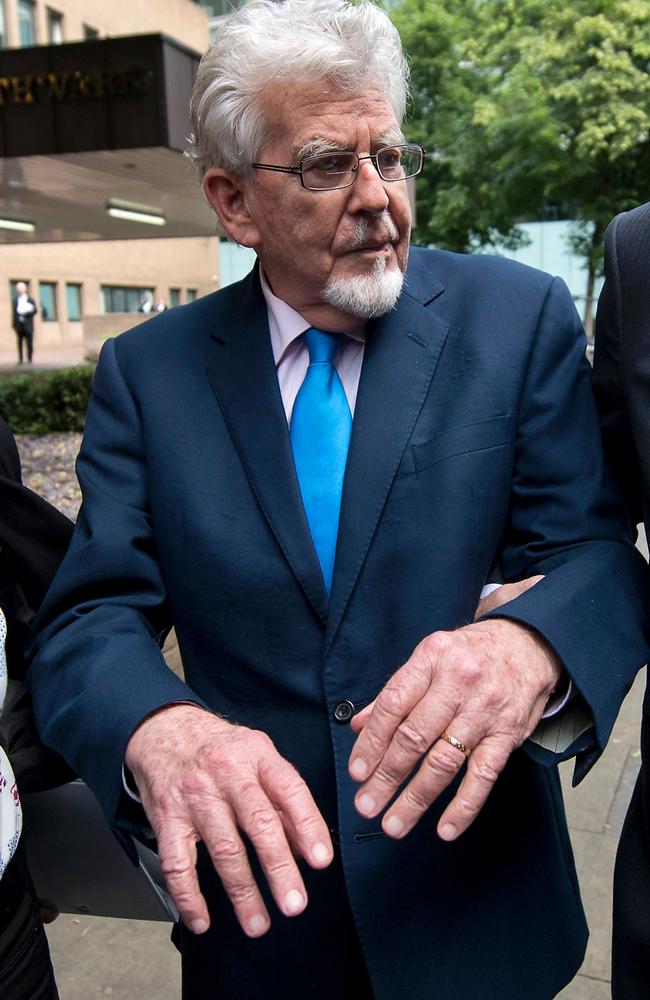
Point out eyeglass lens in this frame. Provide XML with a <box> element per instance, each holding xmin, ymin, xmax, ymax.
<box><xmin>301</xmin><ymin>145</ymin><xmax>422</xmax><ymax>190</ymax></box>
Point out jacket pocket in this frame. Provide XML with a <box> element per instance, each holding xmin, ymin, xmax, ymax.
<box><xmin>411</xmin><ymin>414</ymin><xmax>511</xmax><ymax>473</ymax></box>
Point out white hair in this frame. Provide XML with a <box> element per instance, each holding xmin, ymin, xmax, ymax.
<box><xmin>186</xmin><ymin>0</ymin><xmax>410</xmax><ymax>177</ymax></box>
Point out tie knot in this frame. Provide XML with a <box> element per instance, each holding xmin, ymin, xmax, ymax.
<box><xmin>304</xmin><ymin>327</ymin><xmax>345</xmax><ymax>365</ymax></box>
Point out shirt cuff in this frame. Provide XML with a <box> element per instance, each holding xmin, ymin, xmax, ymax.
<box><xmin>122</xmin><ymin>763</ymin><xmax>143</xmax><ymax>803</ymax></box>
<box><xmin>541</xmin><ymin>677</ymin><xmax>573</xmax><ymax>718</ymax></box>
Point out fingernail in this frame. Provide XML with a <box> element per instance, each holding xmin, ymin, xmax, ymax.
<box><xmin>383</xmin><ymin>814</ymin><xmax>405</xmax><ymax>838</ymax></box>
<box><xmin>247</xmin><ymin>914</ymin><xmax>268</xmax><ymax>936</ymax></box>
<box><xmin>439</xmin><ymin>823</ymin><xmax>456</xmax><ymax>841</ymax></box>
<box><xmin>350</xmin><ymin>756</ymin><xmax>368</xmax><ymax>780</ymax></box>
<box><xmin>284</xmin><ymin>889</ymin><xmax>305</xmax><ymax>915</ymax></box>
<box><xmin>190</xmin><ymin>918</ymin><xmax>208</xmax><ymax>935</ymax></box>
<box><xmin>357</xmin><ymin>793</ymin><xmax>377</xmax><ymax>816</ymax></box>
<box><xmin>312</xmin><ymin>841</ymin><xmax>331</xmax><ymax>864</ymax></box>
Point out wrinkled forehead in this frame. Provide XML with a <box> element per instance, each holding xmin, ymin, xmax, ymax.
<box><xmin>259</xmin><ymin>78</ymin><xmax>403</xmax><ymax>156</ymax></box>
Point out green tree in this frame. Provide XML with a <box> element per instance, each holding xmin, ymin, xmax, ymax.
<box><xmin>394</xmin><ymin>0</ymin><xmax>650</xmax><ymax>333</ymax></box>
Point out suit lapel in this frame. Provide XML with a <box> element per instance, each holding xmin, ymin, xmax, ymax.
<box><xmin>325</xmin><ymin>253</ymin><xmax>449</xmax><ymax>652</ymax></box>
<box><xmin>205</xmin><ymin>268</ymin><xmax>329</xmax><ymax>622</ymax></box>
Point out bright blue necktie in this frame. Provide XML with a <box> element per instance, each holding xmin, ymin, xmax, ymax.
<box><xmin>290</xmin><ymin>328</ymin><xmax>352</xmax><ymax>593</ymax></box>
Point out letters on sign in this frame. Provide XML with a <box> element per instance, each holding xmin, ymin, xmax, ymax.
<box><xmin>0</xmin><ymin>68</ymin><xmax>152</xmax><ymax>106</ymax></box>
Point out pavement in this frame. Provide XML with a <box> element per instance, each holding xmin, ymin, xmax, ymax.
<box><xmin>0</xmin><ymin>345</ymin><xmax>86</xmax><ymax>372</ymax></box>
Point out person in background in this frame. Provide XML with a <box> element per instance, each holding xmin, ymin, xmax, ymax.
<box><xmin>11</xmin><ymin>283</ymin><xmax>37</xmax><ymax>366</ymax></box>
<box><xmin>138</xmin><ymin>293</ymin><xmax>154</xmax><ymax>314</ymax></box>
<box><xmin>592</xmin><ymin>200</ymin><xmax>650</xmax><ymax>1000</ymax></box>
<box><xmin>0</xmin><ymin>415</ymin><xmax>73</xmax><ymax>999</ymax></box>
<box><xmin>27</xmin><ymin>3</ymin><xmax>648</xmax><ymax>998</ymax></box>
<box><xmin>155</xmin><ymin>299</ymin><xmax>168</xmax><ymax>313</ymax></box>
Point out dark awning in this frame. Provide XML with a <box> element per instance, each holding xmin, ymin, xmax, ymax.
<box><xmin>0</xmin><ymin>33</ymin><xmax>216</xmax><ymax>242</ymax></box>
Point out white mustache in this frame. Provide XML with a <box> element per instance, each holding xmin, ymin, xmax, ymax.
<box><xmin>348</xmin><ymin>212</ymin><xmax>399</xmax><ymax>250</ymax></box>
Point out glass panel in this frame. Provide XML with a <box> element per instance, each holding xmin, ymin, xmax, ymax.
<box><xmin>46</xmin><ymin>8</ymin><xmax>63</xmax><ymax>44</ymax></box>
<box><xmin>39</xmin><ymin>282</ymin><xmax>57</xmax><ymax>321</ymax></box>
<box><xmin>186</xmin><ymin>289</ymin><xmax>198</xmax><ymax>302</ymax></box>
<box><xmin>17</xmin><ymin>0</ymin><xmax>36</xmax><ymax>46</ymax></box>
<box><xmin>0</xmin><ymin>2</ymin><xmax>7</xmax><ymax>48</ymax></box>
<box><xmin>169</xmin><ymin>288</ymin><xmax>180</xmax><ymax>308</ymax></box>
<box><xmin>66</xmin><ymin>283</ymin><xmax>81</xmax><ymax>321</ymax></box>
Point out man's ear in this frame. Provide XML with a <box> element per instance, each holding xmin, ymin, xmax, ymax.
<box><xmin>203</xmin><ymin>168</ymin><xmax>261</xmax><ymax>247</ymax></box>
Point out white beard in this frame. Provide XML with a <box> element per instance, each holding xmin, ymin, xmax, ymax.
<box><xmin>322</xmin><ymin>256</ymin><xmax>404</xmax><ymax>319</ymax></box>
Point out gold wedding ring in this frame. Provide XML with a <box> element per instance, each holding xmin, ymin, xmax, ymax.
<box><xmin>440</xmin><ymin>731</ymin><xmax>471</xmax><ymax>758</ymax></box>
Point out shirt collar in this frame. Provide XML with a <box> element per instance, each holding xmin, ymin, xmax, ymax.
<box><xmin>259</xmin><ymin>268</ymin><xmax>365</xmax><ymax>367</ymax></box>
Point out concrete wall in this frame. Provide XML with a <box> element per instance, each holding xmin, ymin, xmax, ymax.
<box><xmin>0</xmin><ymin>235</ymin><xmax>219</xmax><ymax>354</ymax></box>
<box><xmin>3</xmin><ymin>0</ymin><xmax>210</xmax><ymax>54</ymax></box>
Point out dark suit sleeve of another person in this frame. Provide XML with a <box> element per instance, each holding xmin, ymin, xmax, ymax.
<box><xmin>0</xmin><ymin>415</ymin><xmax>75</xmax><ymax>792</ymax></box>
<box><xmin>593</xmin><ymin>203</ymin><xmax>650</xmax><ymax>1000</ymax></box>
<box><xmin>0</xmin><ymin>418</ymin><xmax>73</xmax><ymax>651</ymax></box>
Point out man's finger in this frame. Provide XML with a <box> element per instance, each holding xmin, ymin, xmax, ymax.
<box><xmin>348</xmin><ymin>638</ymin><xmax>446</xmax><ymax>781</ymax></box>
<box><xmin>378</xmin><ymin>723</ymin><xmax>476</xmax><ymax>838</ymax></box>
<box><xmin>349</xmin><ymin>701</ymin><xmax>374</xmax><ymax>735</ymax></box>
<box><xmin>436</xmin><ymin>738</ymin><xmax>511</xmax><ymax>841</ymax></box>
<box><xmin>233</xmin><ymin>781</ymin><xmax>310</xmax><ymax>921</ymax></box>
<box><xmin>201</xmin><ymin>801</ymin><xmax>272</xmax><ymax>938</ymax></box>
<box><xmin>156</xmin><ymin>822</ymin><xmax>212</xmax><ymax>935</ymax></box>
<box><xmin>260</xmin><ymin>756</ymin><xmax>333</xmax><ymax>870</ymax></box>
<box><xmin>353</xmin><ymin>695</ymin><xmax>454</xmax><ymax>818</ymax></box>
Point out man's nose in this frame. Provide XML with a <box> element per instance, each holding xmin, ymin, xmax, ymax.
<box><xmin>347</xmin><ymin>158</ymin><xmax>390</xmax><ymax>215</ymax></box>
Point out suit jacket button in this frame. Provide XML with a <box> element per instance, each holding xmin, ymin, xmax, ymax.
<box><xmin>333</xmin><ymin>700</ymin><xmax>355</xmax><ymax>724</ymax></box>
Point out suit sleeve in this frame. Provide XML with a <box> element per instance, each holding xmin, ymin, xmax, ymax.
<box><xmin>26</xmin><ymin>337</ymin><xmax>207</xmax><ymax>854</ymax></box>
<box><xmin>592</xmin><ymin>216</ymin><xmax>644</xmax><ymax>528</ymax></box>
<box><xmin>482</xmin><ymin>276</ymin><xmax>648</xmax><ymax>782</ymax></box>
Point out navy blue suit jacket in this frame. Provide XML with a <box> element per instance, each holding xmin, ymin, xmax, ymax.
<box><xmin>28</xmin><ymin>248</ymin><xmax>648</xmax><ymax>999</ymax></box>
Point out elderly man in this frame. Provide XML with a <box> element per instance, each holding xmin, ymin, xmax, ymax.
<box><xmin>11</xmin><ymin>282</ymin><xmax>37</xmax><ymax>365</ymax></box>
<box><xmin>28</xmin><ymin>2</ymin><xmax>647</xmax><ymax>998</ymax></box>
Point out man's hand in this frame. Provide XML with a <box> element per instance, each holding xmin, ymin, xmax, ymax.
<box><xmin>125</xmin><ymin>704</ymin><xmax>333</xmax><ymax>938</ymax></box>
<box><xmin>473</xmin><ymin>575</ymin><xmax>544</xmax><ymax>619</ymax></box>
<box><xmin>348</xmin><ymin>619</ymin><xmax>561</xmax><ymax>842</ymax></box>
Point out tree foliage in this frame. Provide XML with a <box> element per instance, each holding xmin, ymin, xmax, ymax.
<box><xmin>393</xmin><ymin>0</ymin><xmax>650</xmax><ymax>327</ymax></box>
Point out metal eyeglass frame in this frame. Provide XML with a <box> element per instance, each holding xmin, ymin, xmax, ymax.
<box><xmin>251</xmin><ymin>143</ymin><xmax>425</xmax><ymax>191</ymax></box>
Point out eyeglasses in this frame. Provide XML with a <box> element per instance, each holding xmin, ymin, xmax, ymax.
<box><xmin>252</xmin><ymin>143</ymin><xmax>424</xmax><ymax>191</ymax></box>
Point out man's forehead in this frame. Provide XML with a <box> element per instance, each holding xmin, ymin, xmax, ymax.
<box><xmin>262</xmin><ymin>79</ymin><xmax>401</xmax><ymax>148</ymax></box>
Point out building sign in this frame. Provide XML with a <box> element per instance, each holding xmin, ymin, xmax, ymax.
<box><xmin>0</xmin><ymin>34</ymin><xmax>200</xmax><ymax>157</ymax></box>
<box><xmin>0</xmin><ymin>67</ymin><xmax>152</xmax><ymax>105</ymax></box>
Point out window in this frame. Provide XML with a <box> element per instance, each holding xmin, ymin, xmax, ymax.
<box><xmin>17</xmin><ymin>0</ymin><xmax>36</xmax><ymax>46</ymax></box>
<box><xmin>83</xmin><ymin>24</ymin><xmax>99</xmax><ymax>39</ymax></box>
<box><xmin>46</xmin><ymin>8</ymin><xmax>63</xmax><ymax>44</ymax></box>
<box><xmin>39</xmin><ymin>282</ymin><xmax>57</xmax><ymax>321</ymax></box>
<box><xmin>0</xmin><ymin>2</ymin><xmax>7</xmax><ymax>48</ymax></box>
<box><xmin>101</xmin><ymin>285</ymin><xmax>154</xmax><ymax>313</ymax></box>
<box><xmin>66</xmin><ymin>283</ymin><xmax>82</xmax><ymax>321</ymax></box>
<box><xmin>186</xmin><ymin>289</ymin><xmax>198</xmax><ymax>302</ymax></box>
<box><xmin>169</xmin><ymin>288</ymin><xmax>181</xmax><ymax>308</ymax></box>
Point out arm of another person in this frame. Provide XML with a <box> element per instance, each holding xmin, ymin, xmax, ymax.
<box><xmin>592</xmin><ymin>213</ymin><xmax>644</xmax><ymax>530</ymax></box>
<box><xmin>26</xmin><ymin>337</ymin><xmax>332</xmax><ymax>940</ymax></box>
<box><xmin>350</xmin><ymin>275</ymin><xmax>649</xmax><ymax>842</ymax></box>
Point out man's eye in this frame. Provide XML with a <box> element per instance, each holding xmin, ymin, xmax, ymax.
<box><xmin>379</xmin><ymin>149</ymin><xmax>401</xmax><ymax>170</ymax></box>
<box><xmin>306</xmin><ymin>154</ymin><xmax>353</xmax><ymax>174</ymax></box>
